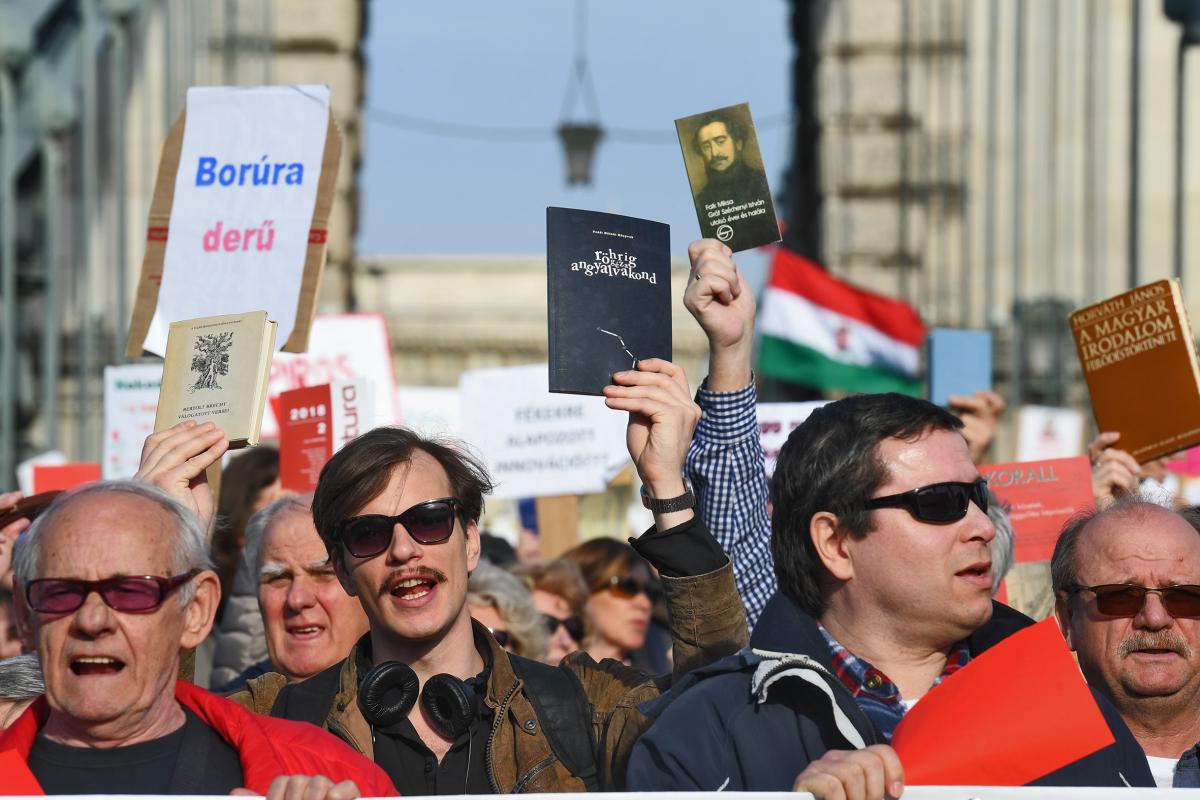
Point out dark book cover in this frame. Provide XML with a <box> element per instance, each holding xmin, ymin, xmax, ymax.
<box><xmin>546</xmin><ymin>207</ymin><xmax>672</xmax><ymax>395</ymax></box>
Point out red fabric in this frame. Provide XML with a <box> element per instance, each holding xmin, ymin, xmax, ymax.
<box><xmin>0</xmin><ymin>749</ymin><xmax>43</xmax><ymax>795</ymax></box>
<box><xmin>0</xmin><ymin>681</ymin><xmax>397</xmax><ymax>796</ymax></box>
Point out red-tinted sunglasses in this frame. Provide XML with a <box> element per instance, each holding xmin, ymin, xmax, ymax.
<box><xmin>26</xmin><ymin>570</ymin><xmax>199</xmax><ymax>614</ymax></box>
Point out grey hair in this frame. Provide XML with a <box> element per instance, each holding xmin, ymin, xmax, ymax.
<box><xmin>12</xmin><ymin>480</ymin><xmax>214</xmax><ymax>605</ymax></box>
<box><xmin>987</xmin><ymin>488</ymin><xmax>1015</xmax><ymax>595</ymax></box>
<box><xmin>0</xmin><ymin>654</ymin><xmax>44</xmax><ymax>701</ymax></box>
<box><xmin>468</xmin><ymin>561</ymin><xmax>548</xmax><ymax>662</ymax></box>
<box><xmin>235</xmin><ymin>496</ymin><xmax>311</xmax><ymax>595</ymax></box>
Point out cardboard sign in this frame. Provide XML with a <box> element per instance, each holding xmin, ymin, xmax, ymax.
<box><xmin>263</xmin><ymin>313</ymin><xmax>398</xmax><ymax>440</ymax></box>
<box><xmin>103</xmin><ymin>364</ymin><xmax>164</xmax><ymax>479</ymax></box>
<box><xmin>979</xmin><ymin>456</ymin><xmax>1093</xmax><ymax>563</ymax></box>
<box><xmin>460</xmin><ymin>363</ymin><xmax>628</xmax><ymax>499</ymax></box>
<box><xmin>32</xmin><ymin>464</ymin><xmax>101</xmax><ymax>494</ymax></box>
<box><xmin>1016</xmin><ymin>405</ymin><xmax>1086</xmax><ymax>462</ymax></box>
<box><xmin>892</xmin><ymin>618</ymin><xmax>1114</xmax><ymax>786</ymax></box>
<box><xmin>757</xmin><ymin>402</ymin><xmax>827</xmax><ymax>476</ymax></box>
<box><xmin>278</xmin><ymin>378</ymin><xmax>375</xmax><ymax>492</ymax></box>
<box><xmin>127</xmin><ymin>85</ymin><xmax>342</xmax><ymax>357</ymax></box>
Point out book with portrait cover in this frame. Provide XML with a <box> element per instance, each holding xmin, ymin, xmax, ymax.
<box><xmin>1069</xmin><ymin>279</ymin><xmax>1200</xmax><ymax>462</ymax></box>
<box><xmin>675</xmin><ymin>102</ymin><xmax>781</xmax><ymax>253</ymax></box>
<box><xmin>546</xmin><ymin>207</ymin><xmax>672</xmax><ymax>395</ymax></box>
<box><xmin>154</xmin><ymin>311</ymin><xmax>278</xmax><ymax>448</ymax></box>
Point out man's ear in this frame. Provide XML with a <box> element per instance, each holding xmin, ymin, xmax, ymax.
<box><xmin>13</xmin><ymin>584</ymin><xmax>36</xmax><ymax>653</ymax></box>
<box><xmin>810</xmin><ymin>512</ymin><xmax>853</xmax><ymax>582</ymax></box>
<box><xmin>180</xmin><ymin>570</ymin><xmax>220</xmax><ymax>650</ymax></box>
<box><xmin>464</xmin><ymin>519</ymin><xmax>481</xmax><ymax>573</ymax></box>
<box><xmin>1054</xmin><ymin>591</ymin><xmax>1077</xmax><ymax>651</ymax></box>
<box><xmin>331</xmin><ymin>548</ymin><xmax>359</xmax><ymax>598</ymax></box>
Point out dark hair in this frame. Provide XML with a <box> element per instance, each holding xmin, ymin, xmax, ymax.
<box><xmin>770</xmin><ymin>393</ymin><xmax>963</xmax><ymax>616</ymax></box>
<box><xmin>691</xmin><ymin>111</ymin><xmax>747</xmax><ymax>155</ymax></box>
<box><xmin>511</xmin><ymin>558</ymin><xmax>589</xmax><ymax>617</ymax></box>
<box><xmin>210</xmin><ymin>446</ymin><xmax>279</xmax><ymax>616</ymax></box>
<box><xmin>311</xmin><ymin>426</ymin><xmax>494</xmax><ymax>558</ymax></box>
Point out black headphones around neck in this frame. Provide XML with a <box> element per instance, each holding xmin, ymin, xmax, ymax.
<box><xmin>357</xmin><ymin>659</ymin><xmax>486</xmax><ymax>739</ymax></box>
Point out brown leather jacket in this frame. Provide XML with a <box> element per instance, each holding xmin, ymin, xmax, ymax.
<box><xmin>228</xmin><ymin>559</ymin><xmax>747</xmax><ymax>792</ymax></box>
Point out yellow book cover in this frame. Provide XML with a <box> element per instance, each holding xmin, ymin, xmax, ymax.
<box><xmin>154</xmin><ymin>311</ymin><xmax>278</xmax><ymax>448</ymax></box>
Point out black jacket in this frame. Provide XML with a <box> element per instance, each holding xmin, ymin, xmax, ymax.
<box><xmin>626</xmin><ymin>593</ymin><xmax>1154</xmax><ymax>791</ymax></box>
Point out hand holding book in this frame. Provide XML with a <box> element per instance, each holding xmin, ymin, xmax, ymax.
<box><xmin>683</xmin><ymin>239</ymin><xmax>755</xmax><ymax>392</ymax></box>
<box><xmin>134</xmin><ymin>420</ymin><xmax>229</xmax><ymax>530</ymax></box>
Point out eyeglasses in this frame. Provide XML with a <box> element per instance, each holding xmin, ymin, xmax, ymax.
<box><xmin>595</xmin><ymin>575</ymin><xmax>656</xmax><ymax>600</ymax></box>
<box><xmin>864</xmin><ymin>478</ymin><xmax>989</xmax><ymax>523</ymax></box>
<box><xmin>542</xmin><ymin>613</ymin><xmax>585</xmax><ymax>643</ymax></box>
<box><xmin>334</xmin><ymin>498</ymin><xmax>463</xmax><ymax>559</ymax></box>
<box><xmin>1071</xmin><ymin>584</ymin><xmax>1200</xmax><ymax>618</ymax></box>
<box><xmin>26</xmin><ymin>570</ymin><xmax>199</xmax><ymax>614</ymax></box>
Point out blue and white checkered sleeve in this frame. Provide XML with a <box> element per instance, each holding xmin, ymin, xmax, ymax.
<box><xmin>685</xmin><ymin>378</ymin><xmax>776</xmax><ymax>630</ymax></box>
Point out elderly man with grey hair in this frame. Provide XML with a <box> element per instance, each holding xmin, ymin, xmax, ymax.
<box><xmin>0</xmin><ymin>479</ymin><xmax>394</xmax><ymax>797</ymax></box>
<box><xmin>1053</xmin><ymin>494</ymin><xmax>1200</xmax><ymax>788</ymax></box>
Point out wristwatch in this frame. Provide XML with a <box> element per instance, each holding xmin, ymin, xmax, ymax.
<box><xmin>640</xmin><ymin>479</ymin><xmax>696</xmax><ymax>514</ymax></box>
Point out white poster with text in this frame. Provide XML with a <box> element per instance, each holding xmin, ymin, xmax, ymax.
<box><xmin>758</xmin><ymin>401</ymin><xmax>827</xmax><ymax>476</ymax></box>
<box><xmin>103</xmin><ymin>364</ymin><xmax>164</xmax><ymax>479</ymax></box>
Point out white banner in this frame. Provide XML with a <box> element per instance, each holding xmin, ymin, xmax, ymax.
<box><xmin>264</xmin><ymin>313</ymin><xmax>399</xmax><ymax>440</ymax></box>
<box><xmin>757</xmin><ymin>401</ymin><xmax>826</xmax><ymax>476</ymax></box>
<box><xmin>103</xmin><ymin>364</ymin><xmax>164</xmax><ymax>479</ymax></box>
<box><xmin>146</xmin><ymin>85</ymin><xmax>330</xmax><ymax>356</ymax></box>
<box><xmin>1016</xmin><ymin>405</ymin><xmax>1087</xmax><ymax>462</ymax></box>
<box><xmin>459</xmin><ymin>364</ymin><xmax>628</xmax><ymax>499</ymax></box>
<box><xmin>398</xmin><ymin>386</ymin><xmax>462</xmax><ymax>438</ymax></box>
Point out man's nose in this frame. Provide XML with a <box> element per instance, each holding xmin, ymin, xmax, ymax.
<box><xmin>387</xmin><ymin>523</ymin><xmax>422</xmax><ymax>563</ymax></box>
<box><xmin>1135</xmin><ymin>591</ymin><xmax>1174</xmax><ymax>630</ymax></box>
<box><xmin>286</xmin><ymin>577</ymin><xmax>317</xmax><ymax>611</ymax></box>
<box><xmin>71</xmin><ymin>590</ymin><xmax>116</xmax><ymax>637</ymax></box>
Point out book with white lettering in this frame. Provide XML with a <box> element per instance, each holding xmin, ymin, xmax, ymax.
<box><xmin>1069</xmin><ymin>279</ymin><xmax>1200</xmax><ymax>462</ymax></box>
<box><xmin>278</xmin><ymin>378</ymin><xmax>374</xmax><ymax>492</ymax></box>
<box><xmin>154</xmin><ymin>311</ymin><xmax>278</xmax><ymax>448</ymax></box>
<box><xmin>546</xmin><ymin>208</ymin><xmax>672</xmax><ymax>396</ymax></box>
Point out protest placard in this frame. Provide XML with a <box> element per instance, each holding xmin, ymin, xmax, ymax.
<box><xmin>103</xmin><ymin>364</ymin><xmax>164</xmax><ymax>479</ymax></box>
<box><xmin>757</xmin><ymin>401</ymin><xmax>826</xmax><ymax>476</ymax></box>
<box><xmin>460</xmin><ymin>363</ymin><xmax>628</xmax><ymax>499</ymax></box>
<box><xmin>1016</xmin><ymin>405</ymin><xmax>1086</xmax><ymax>462</ymax></box>
<box><xmin>127</xmin><ymin>85</ymin><xmax>342</xmax><ymax>357</ymax></box>
<box><xmin>32</xmin><ymin>463</ymin><xmax>101</xmax><ymax>494</ymax></box>
<box><xmin>278</xmin><ymin>378</ymin><xmax>375</xmax><ymax>492</ymax></box>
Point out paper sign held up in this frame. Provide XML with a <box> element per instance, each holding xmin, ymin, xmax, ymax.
<box><xmin>31</xmin><ymin>464</ymin><xmax>101</xmax><ymax>495</ymax></box>
<box><xmin>891</xmin><ymin>618</ymin><xmax>1113</xmax><ymax>786</ymax></box>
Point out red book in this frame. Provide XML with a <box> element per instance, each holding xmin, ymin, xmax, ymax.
<box><xmin>979</xmin><ymin>455</ymin><xmax>1093</xmax><ymax>563</ymax></box>
<box><xmin>278</xmin><ymin>379</ymin><xmax>372</xmax><ymax>492</ymax></box>
<box><xmin>31</xmin><ymin>463</ymin><xmax>101</xmax><ymax>495</ymax></box>
<box><xmin>891</xmin><ymin>618</ymin><xmax>1114</xmax><ymax>786</ymax></box>
<box><xmin>0</xmin><ymin>749</ymin><xmax>43</xmax><ymax>794</ymax></box>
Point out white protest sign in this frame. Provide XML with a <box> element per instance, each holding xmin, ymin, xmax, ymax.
<box><xmin>263</xmin><ymin>313</ymin><xmax>399</xmax><ymax>440</ymax></box>
<box><xmin>1016</xmin><ymin>405</ymin><xmax>1086</xmax><ymax>462</ymax></box>
<box><xmin>146</xmin><ymin>85</ymin><xmax>330</xmax><ymax>355</ymax></box>
<box><xmin>758</xmin><ymin>401</ymin><xmax>827</xmax><ymax>476</ymax></box>
<box><xmin>398</xmin><ymin>386</ymin><xmax>462</xmax><ymax>438</ymax></box>
<box><xmin>103</xmin><ymin>364</ymin><xmax>165</xmax><ymax>479</ymax></box>
<box><xmin>460</xmin><ymin>364</ymin><xmax>628</xmax><ymax>499</ymax></box>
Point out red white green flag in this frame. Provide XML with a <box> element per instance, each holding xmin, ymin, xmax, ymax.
<box><xmin>757</xmin><ymin>247</ymin><xmax>925</xmax><ymax>394</ymax></box>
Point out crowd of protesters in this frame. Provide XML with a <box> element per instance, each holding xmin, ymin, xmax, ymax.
<box><xmin>0</xmin><ymin>239</ymin><xmax>1198</xmax><ymax>798</ymax></box>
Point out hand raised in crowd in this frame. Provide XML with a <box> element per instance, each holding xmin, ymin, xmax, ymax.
<box><xmin>0</xmin><ymin>491</ymin><xmax>30</xmax><ymax>589</ymax></box>
<box><xmin>603</xmin><ymin>359</ymin><xmax>701</xmax><ymax>528</ymax></box>
<box><xmin>232</xmin><ymin>775</ymin><xmax>360</xmax><ymax>800</ymax></box>
<box><xmin>134</xmin><ymin>420</ymin><xmax>228</xmax><ymax>529</ymax></box>
<box><xmin>792</xmin><ymin>745</ymin><xmax>905</xmax><ymax>800</ymax></box>
<box><xmin>684</xmin><ymin>239</ymin><xmax>756</xmax><ymax>391</ymax></box>
<box><xmin>948</xmin><ymin>390</ymin><xmax>1006</xmax><ymax>465</ymax></box>
<box><xmin>1088</xmin><ymin>431</ymin><xmax>1141</xmax><ymax>508</ymax></box>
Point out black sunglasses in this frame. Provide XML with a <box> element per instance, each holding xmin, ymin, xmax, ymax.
<box><xmin>542</xmin><ymin>613</ymin><xmax>585</xmax><ymax>643</ymax></box>
<box><xmin>334</xmin><ymin>498</ymin><xmax>464</xmax><ymax>559</ymax></box>
<box><xmin>26</xmin><ymin>570</ymin><xmax>199</xmax><ymax>614</ymax></box>
<box><xmin>864</xmin><ymin>478</ymin><xmax>989</xmax><ymax>523</ymax></box>
<box><xmin>1072</xmin><ymin>584</ymin><xmax>1200</xmax><ymax>618</ymax></box>
<box><xmin>594</xmin><ymin>574</ymin><xmax>658</xmax><ymax>601</ymax></box>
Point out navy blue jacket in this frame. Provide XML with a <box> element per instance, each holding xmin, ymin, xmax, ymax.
<box><xmin>626</xmin><ymin>593</ymin><xmax>1154</xmax><ymax>791</ymax></box>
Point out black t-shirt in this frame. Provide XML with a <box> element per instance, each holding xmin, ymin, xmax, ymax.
<box><xmin>372</xmin><ymin>707</ymin><xmax>495</xmax><ymax>796</ymax></box>
<box><xmin>28</xmin><ymin>708</ymin><xmax>244</xmax><ymax>795</ymax></box>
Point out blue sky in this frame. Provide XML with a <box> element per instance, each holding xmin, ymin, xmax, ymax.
<box><xmin>357</xmin><ymin>0</ymin><xmax>793</xmax><ymax>288</ymax></box>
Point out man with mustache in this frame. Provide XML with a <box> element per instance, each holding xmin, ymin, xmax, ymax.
<box><xmin>691</xmin><ymin>112</ymin><xmax>777</xmax><ymax>251</ymax></box>
<box><xmin>1053</xmin><ymin>498</ymin><xmax>1200</xmax><ymax>787</ymax></box>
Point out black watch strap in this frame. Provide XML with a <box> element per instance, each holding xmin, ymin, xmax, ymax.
<box><xmin>641</xmin><ymin>486</ymin><xmax>696</xmax><ymax>513</ymax></box>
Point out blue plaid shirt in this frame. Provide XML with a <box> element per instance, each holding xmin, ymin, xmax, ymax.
<box><xmin>819</xmin><ymin>624</ymin><xmax>972</xmax><ymax>742</ymax></box>
<box><xmin>685</xmin><ymin>379</ymin><xmax>776</xmax><ymax>629</ymax></box>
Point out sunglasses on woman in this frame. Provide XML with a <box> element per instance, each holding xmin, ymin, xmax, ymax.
<box><xmin>595</xmin><ymin>575</ymin><xmax>656</xmax><ymax>601</ymax></box>
<box><xmin>542</xmin><ymin>613</ymin><xmax>585</xmax><ymax>643</ymax></box>
<box><xmin>334</xmin><ymin>497</ymin><xmax>463</xmax><ymax>559</ymax></box>
<box><xmin>864</xmin><ymin>478</ymin><xmax>989</xmax><ymax>523</ymax></box>
<box><xmin>26</xmin><ymin>570</ymin><xmax>199</xmax><ymax>614</ymax></box>
<box><xmin>1072</xmin><ymin>583</ymin><xmax>1200</xmax><ymax>618</ymax></box>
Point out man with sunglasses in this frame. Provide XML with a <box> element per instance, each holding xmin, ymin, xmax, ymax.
<box><xmin>629</xmin><ymin>391</ymin><xmax>1153</xmax><ymax>795</ymax></box>
<box><xmin>0</xmin><ymin>481</ymin><xmax>395</xmax><ymax>797</ymax></box>
<box><xmin>1053</xmin><ymin>497</ymin><xmax>1200</xmax><ymax>787</ymax></box>
<box><xmin>230</xmin><ymin>358</ymin><xmax>748</xmax><ymax>793</ymax></box>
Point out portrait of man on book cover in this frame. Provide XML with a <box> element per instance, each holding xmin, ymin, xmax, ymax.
<box><xmin>675</xmin><ymin>102</ymin><xmax>781</xmax><ymax>253</ymax></box>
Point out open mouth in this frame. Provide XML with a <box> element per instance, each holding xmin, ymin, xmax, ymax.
<box><xmin>390</xmin><ymin>576</ymin><xmax>437</xmax><ymax>601</ymax></box>
<box><xmin>70</xmin><ymin>656</ymin><xmax>124</xmax><ymax>675</ymax></box>
<box><xmin>955</xmin><ymin>562</ymin><xmax>993</xmax><ymax>584</ymax></box>
<box><xmin>287</xmin><ymin>625</ymin><xmax>325</xmax><ymax>639</ymax></box>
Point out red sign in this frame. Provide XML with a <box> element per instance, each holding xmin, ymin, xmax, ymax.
<box><xmin>31</xmin><ymin>464</ymin><xmax>101</xmax><ymax>495</ymax></box>
<box><xmin>0</xmin><ymin>748</ymin><xmax>44</xmax><ymax>794</ymax></box>
<box><xmin>892</xmin><ymin>618</ymin><xmax>1114</xmax><ymax>786</ymax></box>
<box><xmin>979</xmin><ymin>455</ymin><xmax>1093</xmax><ymax>563</ymax></box>
<box><xmin>278</xmin><ymin>378</ymin><xmax>373</xmax><ymax>492</ymax></box>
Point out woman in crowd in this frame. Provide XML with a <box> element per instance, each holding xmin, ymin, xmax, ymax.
<box><xmin>562</xmin><ymin>538</ymin><xmax>658</xmax><ymax>667</ymax></box>
<box><xmin>467</xmin><ymin>561</ymin><xmax>548</xmax><ymax>661</ymax></box>
<box><xmin>511</xmin><ymin>558</ymin><xmax>589</xmax><ymax>665</ymax></box>
<box><xmin>211</xmin><ymin>446</ymin><xmax>284</xmax><ymax>621</ymax></box>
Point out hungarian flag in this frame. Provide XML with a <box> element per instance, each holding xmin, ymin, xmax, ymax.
<box><xmin>758</xmin><ymin>247</ymin><xmax>924</xmax><ymax>394</ymax></box>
